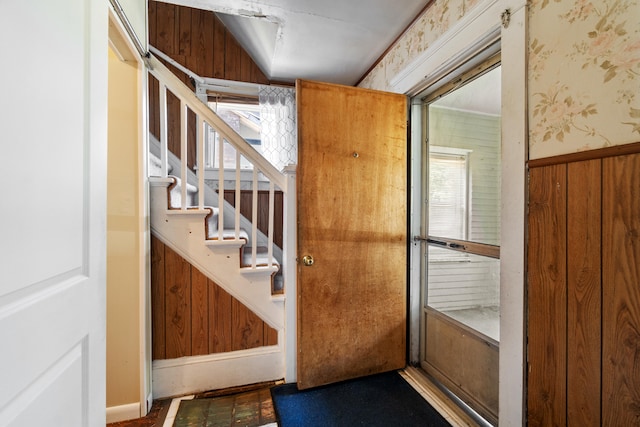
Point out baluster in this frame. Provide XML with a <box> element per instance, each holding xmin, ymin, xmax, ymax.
<box><xmin>180</xmin><ymin>101</ymin><xmax>188</xmax><ymax>210</ymax></box>
<box><xmin>217</xmin><ymin>135</ymin><xmax>225</xmax><ymax>240</ymax></box>
<box><xmin>159</xmin><ymin>84</ymin><xmax>168</xmax><ymax>177</ymax></box>
<box><xmin>268</xmin><ymin>181</ymin><xmax>275</xmax><ymax>267</ymax></box>
<box><xmin>252</xmin><ymin>167</ymin><xmax>258</xmax><ymax>268</ymax></box>
<box><xmin>235</xmin><ymin>151</ymin><xmax>241</xmax><ymax>240</ymax></box>
<box><xmin>197</xmin><ymin>115</ymin><xmax>204</xmax><ymax>209</ymax></box>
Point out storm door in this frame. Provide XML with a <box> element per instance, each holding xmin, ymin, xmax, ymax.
<box><xmin>420</xmin><ymin>57</ymin><xmax>501</xmax><ymax>424</ymax></box>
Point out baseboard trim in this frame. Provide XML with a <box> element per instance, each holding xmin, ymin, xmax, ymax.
<box><xmin>153</xmin><ymin>347</ymin><xmax>284</xmax><ymax>399</ymax></box>
<box><xmin>106</xmin><ymin>402</ymin><xmax>141</xmax><ymax>424</ymax></box>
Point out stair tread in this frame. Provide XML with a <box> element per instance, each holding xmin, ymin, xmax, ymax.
<box><xmin>241</xmin><ymin>246</ymin><xmax>280</xmax><ymax>268</ymax></box>
<box><xmin>207</xmin><ymin>228</ymin><xmax>249</xmax><ymax>240</ymax></box>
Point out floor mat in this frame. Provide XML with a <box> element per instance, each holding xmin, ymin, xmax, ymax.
<box><xmin>271</xmin><ymin>371</ymin><xmax>451</xmax><ymax>427</ymax></box>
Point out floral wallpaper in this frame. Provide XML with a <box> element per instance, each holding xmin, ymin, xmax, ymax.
<box><xmin>359</xmin><ymin>0</ymin><xmax>482</xmax><ymax>91</ymax></box>
<box><xmin>359</xmin><ymin>0</ymin><xmax>640</xmax><ymax>160</ymax></box>
<box><xmin>529</xmin><ymin>0</ymin><xmax>640</xmax><ymax>158</ymax></box>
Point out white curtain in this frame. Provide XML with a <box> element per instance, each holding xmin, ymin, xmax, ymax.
<box><xmin>259</xmin><ymin>85</ymin><xmax>297</xmax><ymax>171</ymax></box>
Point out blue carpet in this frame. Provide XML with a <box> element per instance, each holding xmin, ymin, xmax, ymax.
<box><xmin>271</xmin><ymin>371</ymin><xmax>451</xmax><ymax>426</ymax></box>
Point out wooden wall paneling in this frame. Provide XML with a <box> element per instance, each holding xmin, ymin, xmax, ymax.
<box><xmin>232</xmin><ymin>299</ymin><xmax>264</xmax><ymax>350</ymax></box>
<box><xmin>199</xmin><ymin>9</ymin><xmax>215</xmax><ymax>79</ymax></box>
<box><xmin>210</xmin><ymin>284</ymin><xmax>233</xmax><ymax>353</ymax></box>
<box><xmin>151</xmin><ymin>237</ymin><xmax>279</xmax><ymax>360</ymax></box>
<box><xmin>212</xmin><ymin>16</ymin><xmax>225</xmax><ymax>79</ymax></box>
<box><xmin>148</xmin><ymin>0</ymin><xmax>157</xmax><ymax>46</ymax></box>
<box><xmin>164</xmin><ymin>244</ymin><xmax>192</xmax><ymax>359</ymax></box>
<box><xmin>566</xmin><ymin>160</ymin><xmax>602</xmax><ymax>426</ymax></box>
<box><xmin>527</xmin><ymin>164</ymin><xmax>568</xmax><ymax>426</ymax></box>
<box><xmin>251</xmin><ymin>62</ymin><xmax>269</xmax><ymax>85</ymax></box>
<box><xmin>264</xmin><ymin>323</ymin><xmax>278</xmax><ymax>346</ymax></box>
<box><xmin>602</xmin><ymin>153</ymin><xmax>640</xmax><ymax>425</ymax></box>
<box><xmin>149</xmin><ymin>1</ymin><xmax>272</xmax><ymax>84</ymax></box>
<box><xmin>224</xmin><ymin>33</ymin><xmax>241</xmax><ymax>81</ymax></box>
<box><xmin>177</xmin><ymin>5</ymin><xmax>191</xmax><ymax>57</ymax></box>
<box><xmin>155</xmin><ymin>2</ymin><xmax>178</xmax><ymax>56</ymax></box>
<box><xmin>187</xmin><ymin>107</ymin><xmax>197</xmax><ymax>170</ymax></box>
<box><xmin>191</xmin><ymin>266</ymin><xmax>209</xmax><ymax>356</ymax></box>
<box><xmin>166</xmin><ymin>89</ymin><xmax>181</xmax><ymax>163</ymax></box>
<box><xmin>151</xmin><ymin>236</ymin><xmax>166</xmax><ymax>359</ymax></box>
<box><xmin>240</xmin><ymin>51</ymin><xmax>252</xmax><ymax>82</ymax></box>
<box><xmin>190</xmin><ymin>8</ymin><xmax>207</xmax><ymax>77</ymax></box>
<box><xmin>148</xmin><ymin>74</ymin><xmax>160</xmax><ymax>141</ymax></box>
<box><xmin>274</xmin><ymin>192</ymin><xmax>284</xmax><ymax>248</ymax></box>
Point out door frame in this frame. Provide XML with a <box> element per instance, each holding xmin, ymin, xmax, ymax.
<box><xmin>107</xmin><ymin>5</ymin><xmax>152</xmax><ymax>422</ymax></box>
<box><xmin>404</xmin><ymin>0</ymin><xmax>527</xmax><ymax>424</ymax></box>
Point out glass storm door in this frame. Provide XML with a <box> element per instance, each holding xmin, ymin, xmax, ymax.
<box><xmin>420</xmin><ymin>59</ymin><xmax>501</xmax><ymax>424</ymax></box>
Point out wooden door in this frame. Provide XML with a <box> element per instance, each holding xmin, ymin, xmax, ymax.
<box><xmin>296</xmin><ymin>80</ymin><xmax>407</xmax><ymax>390</ymax></box>
<box><xmin>0</xmin><ymin>0</ymin><xmax>107</xmax><ymax>425</ymax></box>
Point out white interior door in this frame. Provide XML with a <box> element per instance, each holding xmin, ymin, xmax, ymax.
<box><xmin>0</xmin><ymin>0</ymin><xmax>108</xmax><ymax>425</ymax></box>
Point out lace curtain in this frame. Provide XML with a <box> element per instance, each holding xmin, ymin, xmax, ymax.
<box><xmin>259</xmin><ymin>85</ymin><xmax>297</xmax><ymax>171</ymax></box>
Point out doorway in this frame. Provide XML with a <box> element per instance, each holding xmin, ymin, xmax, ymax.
<box><xmin>419</xmin><ymin>56</ymin><xmax>501</xmax><ymax>425</ymax></box>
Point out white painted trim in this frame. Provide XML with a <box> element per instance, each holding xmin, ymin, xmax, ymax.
<box><xmin>499</xmin><ymin>5</ymin><xmax>527</xmax><ymax>426</ymax></box>
<box><xmin>282</xmin><ymin>166</ymin><xmax>297</xmax><ymax>382</ymax></box>
<box><xmin>390</xmin><ymin>0</ymin><xmax>502</xmax><ymax>95</ymax></box>
<box><xmin>106</xmin><ymin>402</ymin><xmax>141</xmax><ymax>424</ymax></box>
<box><xmin>152</xmin><ymin>346</ymin><xmax>284</xmax><ymax>398</ymax></box>
<box><xmin>162</xmin><ymin>395</ymin><xmax>194</xmax><ymax>427</ymax></box>
<box><xmin>107</xmin><ymin>6</ymin><xmax>153</xmax><ymax>418</ymax></box>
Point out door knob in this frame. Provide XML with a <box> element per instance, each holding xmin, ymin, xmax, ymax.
<box><xmin>302</xmin><ymin>255</ymin><xmax>314</xmax><ymax>266</ymax></box>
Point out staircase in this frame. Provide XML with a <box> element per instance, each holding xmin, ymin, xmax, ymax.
<box><xmin>147</xmin><ymin>53</ymin><xmax>296</xmax><ymax>398</ymax></box>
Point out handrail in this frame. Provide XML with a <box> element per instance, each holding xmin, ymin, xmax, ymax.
<box><xmin>147</xmin><ymin>54</ymin><xmax>287</xmax><ymax>191</ymax></box>
<box><xmin>148</xmin><ymin>52</ymin><xmax>288</xmax><ymax>273</ymax></box>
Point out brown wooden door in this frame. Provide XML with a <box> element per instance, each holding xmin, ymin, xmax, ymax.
<box><xmin>296</xmin><ymin>80</ymin><xmax>407</xmax><ymax>390</ymax></box>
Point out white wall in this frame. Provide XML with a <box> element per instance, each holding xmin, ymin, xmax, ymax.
<box><xmin>116</xmin><ymin>0</ymin><xmax>148</xmax><ymax>49</ymax></box>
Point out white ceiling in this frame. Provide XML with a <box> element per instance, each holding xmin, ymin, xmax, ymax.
<box><xmin>159</xmin><ymin>0</ymin><xmax>428</xmax><ymax>85</ymax></box>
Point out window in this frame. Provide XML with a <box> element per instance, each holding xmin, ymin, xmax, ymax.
<box><xmin>206</xmin><ymin>101</ymin><xmax>262</xmax><ymax>170</ymax></box>
<box><xmin>429</xmin><ymin>147</ymin><xmax>471</xmax><ymax>241</ymax></box>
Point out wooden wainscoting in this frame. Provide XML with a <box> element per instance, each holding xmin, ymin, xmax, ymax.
<box><xmin>527</xmin><ymin>143</ymin><xmax>640</xmax><ymax>426</ymax></box>
<box><xmin>151</xmin><ymin>235</ymin><xmax>278</xmax><ymax>361</ymax></box>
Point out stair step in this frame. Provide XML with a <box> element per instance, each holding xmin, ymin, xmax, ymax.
<box><xmin>168</xmin><ymin>175</ymin><xmax>198</xmax><ymax>208</ymax></box>
<box><xmin>207</xmin><ymin>228</ymin><xmax>249</xmax><ymax>241</ymax></box>
<box><xmin>241</xmin><ymin>246</ymin><xmax>280</xmax><ymax>268</ymax></box>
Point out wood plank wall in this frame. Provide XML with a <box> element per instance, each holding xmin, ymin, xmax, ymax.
<box><xmin>151</xmin><ymin>235</ymin><xmax>278</xmax><ymax>360</ymax></box>
<box><xmin>224</xmin><ymin>190</ymin><xmax>284</xmax><ymax>249</ymax></box>
<box><xmin>527</xmin><ymin>144</ymin><xmax>640</xmax><ymax>425</ymax></box>
<box><xmin>148</xmin><ymin>0</ymin><xmax>272</xmax><ymax>168</ymax></box>
<box><xmin>148</xmin><ymin>0</ymin><xmax>269</xmax><ymax>85</ymax></box>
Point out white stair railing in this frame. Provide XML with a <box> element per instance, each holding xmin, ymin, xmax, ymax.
<box><xmin>147</xmin><ymin>53</ymin><xmax>287</xmax><ymax>272</ymax></box>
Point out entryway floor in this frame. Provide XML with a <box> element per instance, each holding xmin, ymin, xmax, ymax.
<box><xmin>106</xmin><ymin>383</ymin><xmax>277</xmax><ymax>427</ymax></box>
<box><xmin>107</xmin><ymin>370</ymin><xmax>480</xmax><ymax>426</ymax></box>
<box><xmin>167</xmin><ymin>388</ymin><xmax>276</xmax><ymax>427</ymax></box>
